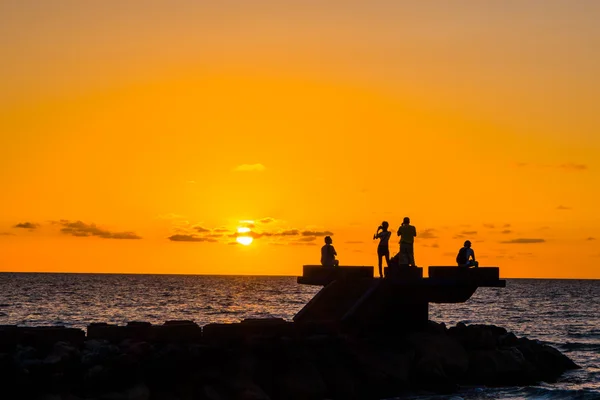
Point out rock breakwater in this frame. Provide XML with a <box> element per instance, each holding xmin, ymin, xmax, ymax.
<box><xmin>0</xmin><ymin>319</ymin><xmax>579</xmax><ymax>400</ymax></box>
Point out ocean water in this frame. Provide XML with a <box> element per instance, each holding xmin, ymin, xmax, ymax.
<box><xmin>0</xmin><ymin>274</ymin><xmax>598</xmax><ymax>399</ymax></box>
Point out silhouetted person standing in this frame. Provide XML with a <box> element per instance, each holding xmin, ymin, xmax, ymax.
<box><xmin>457</xmin><ymin>240</ymin><xmax>478</xmax><ymax>268</ymax></box>
<box><xmin>397</xmin><ymin>217</ymin><xmax>417</xmax><ymax>266</ymax></box>
<box><xmin>373</xmin><ymin>221</ymin><xmax>391</xmax><ymax>278</ymax></box>
<box><xmin>321</xmin><ymin>236</ymin><xmax>339</xmax><ymax>267</ymax></box>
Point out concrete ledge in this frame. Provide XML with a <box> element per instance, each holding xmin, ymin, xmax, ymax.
<box><xmin>428</xmin><ymin>266</ymin><xmax>504</xmax><ymax>287</ymax></box>
<box><xmin>297</xmin><ymin>265</ymin><xmax>374</xmax><ymax>286</ymax></box>
<box><xmin>385</xmin><ymin>266</ymin><xmax>423</xmax><ymax>281</ymax></box>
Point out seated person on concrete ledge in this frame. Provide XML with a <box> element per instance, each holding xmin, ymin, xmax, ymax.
<box><xmin>456</xmin><ymin>240</ymin><xmax>479</xmax><ymax>268</ymax></box>
<box><xmin>321</xmin><ymin>236</ymin><xmax>339</xmax><ymax>267</ymax></box>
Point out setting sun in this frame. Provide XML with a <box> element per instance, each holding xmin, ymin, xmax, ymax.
<box><xmin>236</xmin><ymin>227</ymin><xmax>253</xmax><ymax>246</ymax></box>
<box><xmin>236</xmin><ymin>236</ymin><xmax>253</xmax><ymax>246</ymax></box>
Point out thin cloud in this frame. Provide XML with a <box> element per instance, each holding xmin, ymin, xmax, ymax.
<box><xmin>559</xmin><ymin>163</ymin><xmax>587</xmax><ymax>171</ymax></box>
<box><xmin>500</xmin><ymin>238</ymin><xmax>545</xmax><ymax>244</ymax></box>
<box><xmin>297</xmin><ymin>236</ymin><xmax>317</xmax><ymax>242</ymax></box>
<box><xmin>483</xmin><ymin>224</ymin><xmax>495</xmax><ymax>229</ymax></box>
<box><xmin>168</xmin><ymin>234</ymin><xmax>216</xmax><ymax>242</ymax></box>
<box><xmin>419</xmin><ymin>229</ymin><xmax>438</xmax><ymax>239</ymax></box>
<box><xmin>586</xmin><ymin>237</ymin><xmax>596</xmax><ymax>241</ymax></box>
<box><xmin>301</xmin><ymin>230</ymin><xmax>333</xmax><ymax>237</ymax></box>
<box><xmin>501</xmin><ymin>230</ymin><xmax>512</xmax><ymax>234</ymax></box>
<box><xmin>233</xmin><ymin>163</ymin><xmax>266</xmax><ymax>172</ymax></box>
<box><xmin>0</xmin><ymin>232</ymin><xmax>15</xmax><ymax>236</ymax></box>
<box><xmin>461</xmin><ymin>231</ymin><xmax>478</xmax><ymax>235</ymax></box>
<box><xmin>556</xmin><ymin>205</ymin><xmax>572</xmax><ymax>210</ymax></box>
<box><xmin>258</xmin><ymin>217</ymin><xmax>275</xmax><ymax>224</ymax></box>
<box><xmin>262</xmin><ymin>229</ymin><xmax>300</xmax><ymax>237</ymax></box>
<box><xmin>345</xmin><ymin>241</ymin><xmax>364</xmax><ymax>244</ymax></box>
<box><xmin>14</xmin><ymin>222</ymin><xmax>39</xmax><ymax>229</ymax></box>
<box><xmin>290</xmin><ymin>242</ymin><xmax>317</xmax><ymax>246</ymax></box>
<box><xmin>431</xmin><ymin>243</ymin><xmax>440</xmax><ymax>248</ymax></box>
<box><xmin>58</xmin><ymin>220</ymin><xmax>141</xmax><ymax>239</ymax></box>
<box><xmin>193</xmin><ymin>226</ymin><xmax>210</xmax><ymax>233</ymax></box>
<box><xmin>213</xmin><ymin>228</ymin><xmax>230</xmax><ymax>233</ymax></box>
<box><xmin>504</xmin><ymin>224</ymin><xmax>511</xmax><ymax>228</ymax></box>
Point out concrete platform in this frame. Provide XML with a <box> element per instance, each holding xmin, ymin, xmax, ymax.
<box><xmin>297</xmin><ymin>265</ymin><xmax>374</xmax><ymax>285</ymax></box>
<box><xmin>295</xmin><ymin>264</ymin><xmax>506</xmax><ymax>329</ymax></box>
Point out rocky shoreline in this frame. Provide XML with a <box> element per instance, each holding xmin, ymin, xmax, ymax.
<box><xmin>0</xmin><ymin>319</ymin><xmax>579</xmax><ymax>400</ymax></box>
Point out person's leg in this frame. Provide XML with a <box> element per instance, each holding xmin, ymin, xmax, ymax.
<box><xmin>333</xmin><ymin>260</ymin><xmax>339</xmax><ymax>267</ymax></box>
<box><xmin>384</xmin><ymin>248</ymin><xmax>390</xmax><ymax>266</ymax></box>
<box><xmin>377</xmin><ymin>254</ymin><xmax>383</xmax><ymax>277</ymax></box>
<box><xmin>409</xmin><ymin>244</ymin><xmax>415</xmax><ymax>266</ymax></box>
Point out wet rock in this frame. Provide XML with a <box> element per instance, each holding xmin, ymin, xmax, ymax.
<box><xmin>466</xmin><ymin>347</ymin><xmax>539</xmax><ymax>386</ymax></box>
<box><xmin>405</xmin><ymin>332</ymin><xmax>466</xmax><ymax>393</ymax></box>
<box><xmin>44</xmin><ymin>341</ymin><xmax>80</xmax><ymax>366</ymax></box>
<box><xmin>447</xmin><ymin>323</ymin><xmax>507</xmax><ymax>350</ymax></box>
<box><xmin>514</xmin><ymin>337</ymin><xmax>580</xmax><ymax>381</ymax></box>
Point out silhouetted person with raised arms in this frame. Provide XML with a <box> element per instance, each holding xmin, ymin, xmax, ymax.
<box><xmin>397</xmin><ymin>217</ymin><xmax>417</xmax><ymax>266</ymax></box>
<box><xmin>457</xmin><ymin>240</ymin><xmax>478</xmax><ymax>268</ymax></box>
<box><xmin>373</xmin><ymin>221</ymin><xmax>391</xmax><ymax>278</ymax></box>
<box><xmin>321</xmin><ymin>236</ymin><xmax>339</xmax><ymax>267</ymax></box>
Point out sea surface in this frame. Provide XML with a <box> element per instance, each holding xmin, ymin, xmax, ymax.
<box><xmin>0</xmin><ymin>274</ymin><xmax>598</xmax><ymax>399</ymax></box>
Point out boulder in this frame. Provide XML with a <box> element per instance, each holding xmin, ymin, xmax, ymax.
<box><xmin>514</xmin><ymin>338</ymin><xmax>580</xmax><ymax>381</ymax></box>
<box><xmin>466</xmin><ymin>347</ymin><xmax>539</xmax><ymax>386</ymax></box>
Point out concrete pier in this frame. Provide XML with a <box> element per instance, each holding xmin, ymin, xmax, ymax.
<box><xmin>294</xmin><ymin>265</ymin><xmax>505</xmax><ymax>330</ymax></box>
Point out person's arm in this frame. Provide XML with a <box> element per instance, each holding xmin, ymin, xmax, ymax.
<box><xmin>413</xmin><ymin>226</ymin><xmax>417</xmax><ymax>237</ymax></box>
<box><xmin>397</xmin><ymin>226</ymin><xmax>401</xmax><ymax>236</ymax></box>
<box><xmin>333</xmin><ymin>246</ymin><xmax>337</xmax><ymax>256</ymax></box>
<box><xmin>471</xmin><ymin>249</ymin><xmax>476</xmax><ymax>261</ymax></box>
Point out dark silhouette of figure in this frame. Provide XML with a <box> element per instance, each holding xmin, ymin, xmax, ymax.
<box><xmin>457</xmin><ymin>240</ymin><xmax>478</xmax><ymax>268</ymax></box>
<box><xmin>321</xmin><ymin>236</ymin><xmax>339</xmax><ymax>267</ymax></box>
<box><xmin>373</xmin><ymin>221</ymin><xmax>391</xmax><ymax>278</ymax></box>
<box><xmin>397</xmin><ymin>217</ymin><xmax>417</xmax><ymax>266</ymax></box>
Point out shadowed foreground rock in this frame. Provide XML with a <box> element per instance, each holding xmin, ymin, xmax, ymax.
<box><xmin>0</xmin><ymin>320</ymin><xmax>579</xmax><ymax>400</ymax></box>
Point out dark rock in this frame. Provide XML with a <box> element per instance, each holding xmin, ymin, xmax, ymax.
<box><xmin>514</xmin><ymin>338</ymin><xmax>580</xmax><ymax>381</ymax></box>
<box><xmin>406</xmin><ymin>332</ymin><xmax>465</xmax><ymax>393</ymax></box>
<box><xmin>21</xmin><ymin>326</ymin><xmax>85</xmax><ymax>349</ymax></box>
<box><xmin>466</xmin><ymin>347</ymin><xmax>539</xmax><ymax>386</ymax></box>
<box><xmin>154</xmin><ymin>321</ymin><xmax>202</xmax><ymax>343</ymax></box>
<box><xmin>447</xmin><ymin>323</ymin><xmax>507</xmax><ymax>350</ymax></box>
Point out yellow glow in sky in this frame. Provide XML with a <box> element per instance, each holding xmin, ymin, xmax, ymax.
<box><xmin>1</xmin><ymin>1</ymin><xmax>599</xmax><ymax>278</ymax></box>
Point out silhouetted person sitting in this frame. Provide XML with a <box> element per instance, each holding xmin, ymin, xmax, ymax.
<box><xmin>321</xmin><ymin>236</ymin><xmax>339</xmax><ymax>267</ymax></box>
<box><xmin>457</xmin><ymin>240</ymin><xmax>479</xmax><ymax>268</ymax></box>
<box><xmin>373</xmin><ymin>221</ymin><xmax>391</xmax><ymax>278</ymax></box>
<box><xmin>397</xmin><ymin>217</ymin><xmax>417</xmax><ymax>266</ymax></box>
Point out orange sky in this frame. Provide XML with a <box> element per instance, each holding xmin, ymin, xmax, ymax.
<box><xmin>1</xmin><ymin>1</ymin><xmax>599</xmax><ymax>278</ymax></box>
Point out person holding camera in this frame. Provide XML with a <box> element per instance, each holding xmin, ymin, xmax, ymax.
<box><xmin>397</xmin><ymin>217</ymin><xmax>417</xmax><ymax>266</ymax></box>
<box><xmin>373</xmin><ymin>221</ymin><xmax>391</xmax><ymax>278</ymax></box>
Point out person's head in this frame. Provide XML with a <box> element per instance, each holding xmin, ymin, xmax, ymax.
<box><xmin>464</xmin><ymin>240</ymin><xmax>472</xmax><ymax>248</ymax></box>
<box><xmin>381</xmin><ymin>221</ymin><xmax>389</xmax><ymax>229</ymax></box>
<box><xmin>403</xmin><ymin>217</ymin><xmax>410</xmax><ymax>225</ymax></box>
<box><xmin>324</xmin><ymin>236</ymin><xmax>333</xmax><ymax>245</ymax></box>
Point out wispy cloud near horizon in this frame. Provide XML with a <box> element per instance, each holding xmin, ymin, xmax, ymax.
<box><xmin>500</xmin><ymin>238</ymin><xmax>546</xmax><ymax>244</ymax></box>
<box><xmin>57</xmin><ymin>220</ymin><xmax>141</xmax><ymax>240</ymax></box>
<box><xmin>233</xmin><ymin>163</ymin><xmax>266</xmax><ymax>172</ymax></box>
<box><xmin>13</xmin><ymin>222</ymin><xmax>39</xmax><ymax>229</ymax></box>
